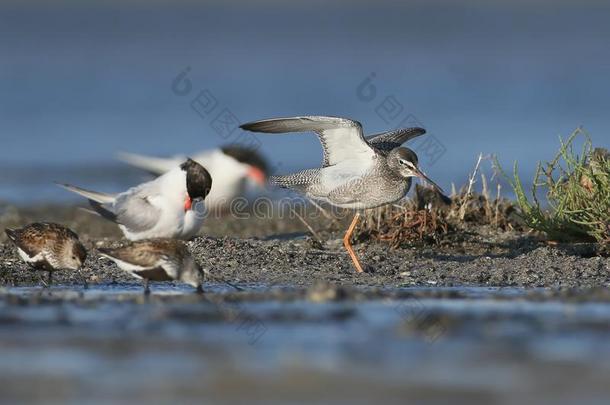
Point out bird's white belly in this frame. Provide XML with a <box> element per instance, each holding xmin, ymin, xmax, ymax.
<box><xmin>17</xmin><ymin>248</ymin><xmax>40</xmax><ymax>263</ymax></box>
<box><xmin>311</xmin><ymin>162</ymin><xmax>407</xmax><ymax>210</ymax></box>
<box><xmin>182</xmin><ymin>204</ymin><xmax>206</xmax><ymax>239</ymax></box>
<box><xmin>104</xmin><ymin>257</ymin><xmax>148</xmax><ymax>279</ymax></box>
<box><xmin>205</xmin><ymin>177</ymin><xmax>245</xmax><ymax>209</ymax></box>
<box><xmin>321</xmin><ymin>199</ymin><xmax>374</xmax><ymax>210</ymax></box>
<box><xmin>199</xmin><ymin>151</ymin><xmax>249</xmax><ymax>209</ymax></box>
<box><xmin>318</xmin><ymin>163</ymin><xmax>368</xmax><ymax>193</ymax></box>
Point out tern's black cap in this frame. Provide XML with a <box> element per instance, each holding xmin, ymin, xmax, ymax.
<box><xmin>180</xmin><ymin>158</ymin><xmax>212</xmax><ymax>200</ymax></box>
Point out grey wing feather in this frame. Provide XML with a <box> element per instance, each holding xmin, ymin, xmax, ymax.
<box><xmin>112</xmin><ymin>187</ymin><xmax>162</xmax><ymax>233</ymax></box>
<box><xmin>366</xmin><ymin>127</ymin><xmax>426</xmax><ymax>151</ymax></box>
<box><xmin>241</xmin><ymin>116</ymin><xmax>372</xmax><ymax>167</ymax></box>
<box><xmin>240</xmin><ymin>116</ymin><xmax>358</xmax><ymax>134</ymax></box>
<box><xmin>55</xmin><ymin>183</ymin><xmax>116</xmax><ymax>204</ymax></box>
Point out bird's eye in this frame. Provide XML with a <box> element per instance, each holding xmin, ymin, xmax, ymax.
<box><xmin>399</xmin><ymin>160</ymin><xmax>406</xmax><ymax>165</ymax></box>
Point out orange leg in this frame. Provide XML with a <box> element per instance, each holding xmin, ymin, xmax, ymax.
<box><xmin>343</xmin><ymin>213</ymin><xmax>365</xmax><ymax>273</ymax></box>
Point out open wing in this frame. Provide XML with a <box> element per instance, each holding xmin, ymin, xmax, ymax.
<box><xmin>241</xmin><ymin>116</ymin><xmax>375</xmax><ymax>167</ymax></box>
<box><xmin>366</xmin><ymin>127</ymin><xmax>426</xmax><ymax>151</ymax></box>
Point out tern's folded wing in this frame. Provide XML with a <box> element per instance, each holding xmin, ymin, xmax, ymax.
<box><xmin>113</xmin><ymin>191</ymin><xmax>163</xmax><ymax>233</ymax></box>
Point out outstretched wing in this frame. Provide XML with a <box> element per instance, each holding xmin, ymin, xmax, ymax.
<box><xmin>366</xmin><ymin>127</ymin><xmax>426</xmax><ymax>151</ymax></box>
<box><xmin>241</xmin><ymin>116</ymin><xmax>375</xmax><ymax>167</ymax></box>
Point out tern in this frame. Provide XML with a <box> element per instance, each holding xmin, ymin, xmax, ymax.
<box><xmin>58</xmin><ymin>159</ymin><xmax>212</xmax><ymax>241</ymax></box>
<box><xmin>117</xmin><ymin>146</ymin><xmax>267</xmax><ymax>210</ymax></box>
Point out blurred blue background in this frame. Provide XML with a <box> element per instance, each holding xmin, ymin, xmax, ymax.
<box><xmin>1</xmin><ymin>0</ymin><xmax>609</xmax><ymax>203</ymax></box>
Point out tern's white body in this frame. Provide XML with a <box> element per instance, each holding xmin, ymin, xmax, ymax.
<box><xmin>60</xmin><ymin>166</ymin><xmax>206</xmax><ymax>241</ymax></box>
<box><xmin>115</xmin><ymin>167</ymin><xmax>205</xmax><ymax>241</ymax></box>
<box><xmin>118</xmin><ymin>149</ymin><xmax>252</xmax><ymax>209</ymax></box>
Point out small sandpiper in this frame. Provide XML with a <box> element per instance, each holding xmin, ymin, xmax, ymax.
<box><xmin>4</xmin><ymin>222</ymin><xmax>87</xmax><ymax>285</ymax></box>
<box><xmin>241</xmin><ymin>115</ymin><xmax>443</xmax><ymax>273</ymax></box>
<box><xmin>98</xmin><ymin>238</ymin><xmax>204</xmax><ymax>295</ymax></box>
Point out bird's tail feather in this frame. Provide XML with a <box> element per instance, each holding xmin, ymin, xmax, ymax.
<box><xmin>269</xmin><ymin>168</ymin><xmax>320</xmax><ymax>191</ymax></box>
<box><xmin>96</xmin><ymin>248</ymin><xmax>113</xmax><ymax>257</ymax></box>
<box><xmin>4</xmin><ymin>228</ymin><xmax>17</xmax><ymax>242</ymax></box>
<box><xmin>116</xmin><ymin>151</ymin><xmax>178</xmax><ymax>175</ymax></box>
<box><xmin>269</xmin><ymin>176</ymin><xmax>291</xmax><ymax>188</ymax></box>
<box><xmin>77</xmin><ymin>204</ymin><xmax>117</xmax><ymax>223</ymax></box>
<box><xmin>55</xmin><ymin>183</ymin><xmax>116</xmax><ymax>204</ymax></box>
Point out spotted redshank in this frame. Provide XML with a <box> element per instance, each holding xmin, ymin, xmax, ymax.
<box><xmin>241</xmin><ymin>115</ymin><xmax>443</xmax><ymax>273</ymax></box>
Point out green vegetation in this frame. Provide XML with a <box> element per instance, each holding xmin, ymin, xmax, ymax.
<box><xmin>506</xmin><ymin>128</ymin><xmax>609</xmax><ymax>243</ymax></box>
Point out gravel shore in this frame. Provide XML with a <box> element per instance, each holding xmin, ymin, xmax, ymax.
<box><xmin>1</xmin><ymin>203</ymin><xmax>608</xmax><ymax>289</ymax></box>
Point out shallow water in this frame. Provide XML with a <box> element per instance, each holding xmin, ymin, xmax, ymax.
<box><xmin>1</xmin><ymin>285</ymin><xmax>610</xmax><ymax>404</ymax></box>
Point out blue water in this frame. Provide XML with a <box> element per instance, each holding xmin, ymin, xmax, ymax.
<box><xmin>1</xmin><ymin>1</ymin><xmax>609</xmax><ymax>203</ymax></box>
<box><xmin>2</xmin><ymin>285</ymin><xmax>610</xmax><ymax>402</ymax></box>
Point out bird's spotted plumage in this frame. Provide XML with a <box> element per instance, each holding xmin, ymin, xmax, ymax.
<box><xmin>242</xmin><ymin>115</ymin><xmax>439</xmax><ymax>210</ymax></box>
<box><xmin>4</xmin><ymin>223</ymin><xmax>87</xmax><ymax>283</ymax></box>
<box><xmin>241</xmin><ymin>115</ymin><xmax>443</xmax><ymax>273</ymax></box>
<box><xmin>98</xmin><ymin>238</ymin><xmax>203</xmax><ymax>293</ymax></box>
